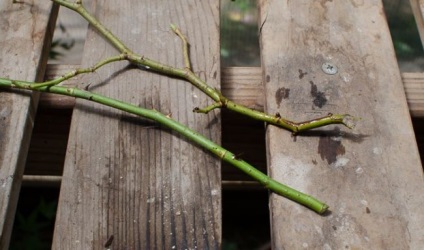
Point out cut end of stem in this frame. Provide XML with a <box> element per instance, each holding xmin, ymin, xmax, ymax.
<box><xmin>302</xmin><ymin>197</ymin><xmax>329</xmax><ymax>214</ymax></box>
<box><xmin>318</xmin><ymin>204</ymin><xmax>330</xmax><ymax>214</ymax></box>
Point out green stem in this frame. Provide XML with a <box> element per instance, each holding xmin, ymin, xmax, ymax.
<box><xmin>34</xmin><ymin>54</ymin><xmax>126</xmax><ymax>89</ymax></box>
<box><xmin>3</xmin><ymin>0</ymin><xmax>353</xmax><ymax>213</ymax></box>
<box><xmin>53</xmin><ymin>0</ymin><xmax>131</xmax><ymax>54</ymax></box>
<box><xmin>0</xmin><ymin>78</ymin><xmax>328</xmax><ymax>214</ymax></box>
<box><xmin>170</xmin><ymin>24</ymin><xmax>191</xmax><ymax>70</ymax></box>
<box><xmin>52</xmin><ymin>0</ymin><xmax>356</xmax><ymax>133</ymax></box>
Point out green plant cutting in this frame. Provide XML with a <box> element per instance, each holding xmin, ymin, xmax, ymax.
<box><xmin>0</xmin><ymin>0</ymin><xmax>356</xmax><ymax>214</ymax></box>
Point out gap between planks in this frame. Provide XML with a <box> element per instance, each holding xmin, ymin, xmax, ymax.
<box><xmin>21</xmin><ymin>175</ymin><xmax>263</xmax><ymax>190</ymax></box>
<box><xmin>42</xmin><ymin>65</ymin><xmax>424</xmax><ymax>117</ymax></box>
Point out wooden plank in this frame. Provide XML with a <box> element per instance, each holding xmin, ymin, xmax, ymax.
<box><xmin>42</xmin><ymin>65</ymin><xmax>424</xmax><ymax>117</ymax></box>
<box><xmin>0</xmin><ymin>1</ymin><xmax>57</xmax><ymax>248</ymax></box>
<box><xmin>40</xmin><ymin>66</ymin><xmax>265</xmax><ymax>110</ymax></box>
<box><xmin>221</xmin><ymin>67</ymin><xmax>264</xmax><ymax>110</ymax></box>
<box><xmin>258</xmin><ymin>0</ymin><xmax>424</xmax><ymax>249</ymax></box>
<box><xmin>24</xmin><ymin>108</ymin><xmax>71</xmax><ymax>176</ymax></box>
<box><xmin>403</xmin><ymin>72</ymin><xmax>424</xmax><ymax>117</ymax></box>
<box><xmin>52</xmin><ymin>0</ymin><xmax>221</xmax><ymax>249</ymax></box>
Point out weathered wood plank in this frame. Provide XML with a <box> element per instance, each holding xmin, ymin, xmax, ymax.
<box><xmin>258</xmin><ymin>0</ymin><xmax>424</xmax><ymax>249</ymax></box>
<box><xmin>221</xmin><ymin>67</ymin><xmax>264</xmax><ymax>110</ymax></box>
<box><xmin>52</xmin><ymin>0</ymin><xmax>221</xmax><ymax>249</ymax></box>
<box><xmin>403</xmin><ymin>72</ymin><xmax>424</xmax><ymax>117</ymax></box>
<box><xmin>40</xmin><ymin>66</ymin><xmax>264</xmax><ymax>110</ymax></box>
<box><xmin>0</xmin><ymin>1</ymin><xmax>57</xmax><ymax>248</ymax></box>
<box><xmin>42</xmin><ymin>65</ymin><xmax>424</xmax><ymax>117</ymax></box>
<box><xmin>24</xmin><ymin>108</ymin><xmax>71</xmax><ymax>176</ymax></box>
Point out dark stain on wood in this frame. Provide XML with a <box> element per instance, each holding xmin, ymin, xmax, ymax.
<box><xmin>275</xmin><ymin>87</ymin><xmax>290</xmax><ymax>108</ymax></box>
<box><xmin>266</xmin><ymin>74</ymin><xmax>271</xmax><ymax>83</ymax></box>
<box><xmin>318</xmin><ymin>129</ymin><xmax>345</xmax><ymax>164</ymax></box>
<box><xmin>298</xmin><ymin>69</ymin><xmax>307</xmax><ymax>79</ymax></box>
<box><xmin>310</xmin><ymin>81</ymin><xmax>327</xmax><ymax>108</ymax></box>
<box><xmin>366</xmin><ymin>207</ymin><xmax>371</xmax><ymax>214</ymax></box>
<box><xmin>104</xmin><ymin>235</ymin><xmax>114</xmax><ymax>248</ymax></box>
<box><xmin>312</xmin><ymin>159</ymin><xmax>317</xmax><ymax>165</ymax></box>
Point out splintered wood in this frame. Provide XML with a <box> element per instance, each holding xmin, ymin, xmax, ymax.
<box><xmin>52</xmin><ymin>0</ymin><xmax>221</xmax><ymax>249</ymax></box>
<box><xmin>259</xmin><ymin>0</ymin><xmax>424</xmax><ymax>249</ymax></box>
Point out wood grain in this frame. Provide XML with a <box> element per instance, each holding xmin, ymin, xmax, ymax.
<box><xmin>221</xmin><ymin>66</ymin><xmax>264</xmax><ymax>110</ymax></box>
<box><xmin>258</xmin><ymin>0</ymin><xmax>424</xmax><ymax>249</ymax></box>
<box><xmin>0</xmin><ymin>1</ymin><xmax>57</xmax><ymax>248</ymax></box>
<box><xmin>52</xmin><ymin>0</ymin><xmax>221</xmax><ymax>249</ymax></box>
<box><xmin>403</xmin><ymin>72</ymin><xmax>424</xmax><ymax>117</ymax></box>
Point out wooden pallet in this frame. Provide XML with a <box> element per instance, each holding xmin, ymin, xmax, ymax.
<box><xmin>0</xmin><ymin>1</ymin><xmax>58</xmax><ymax>248</ymax></box>
<box><xmin>1</xmin><ymin>0</ymin><xmax>424</xmax><ymax>249</ymax></box>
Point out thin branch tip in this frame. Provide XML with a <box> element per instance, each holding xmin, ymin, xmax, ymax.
<box><xmin>170</xmin><ymin>23</ymin><xmax>192</xmax><ymax>70</ymax></box>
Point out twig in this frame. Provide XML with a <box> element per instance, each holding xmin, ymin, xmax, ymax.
<box><xmin>0</xmin><ymin>0</ymin><xmax>358</xmax><ymax>213</ymax></box>
<box><xmin>19</xmin><ymin>54</ymin><xmax>126</xmax><ymax>89</ymax></box>
<box><xmin>0</xmin><ymin>77</ymin><xmax>329</xmax><ymax>214</ymax></box>
<box><xmin>51</xmin><ymin>0</ymin><xmax>357</xmax><ymax>133</ymax></box>
<box><xmin>170</xmin><ymin>24</ymin><xmax>191</xmax><ymax>70</ymax></box>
